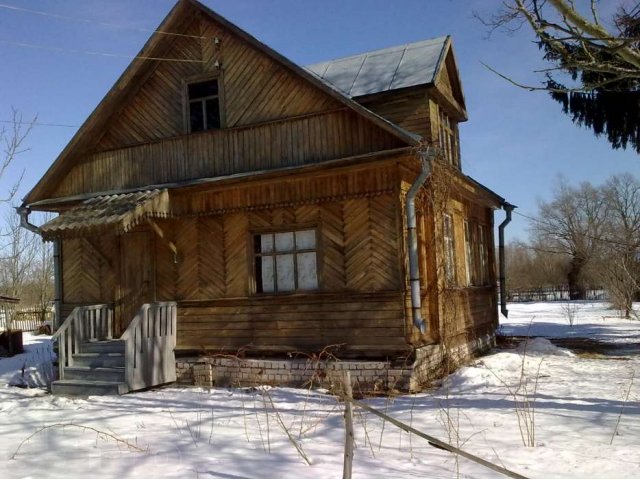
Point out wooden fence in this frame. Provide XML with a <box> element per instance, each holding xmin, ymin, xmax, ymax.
<box><xmin>0</xmin><ymin>307</ymin><xmax>54</xmax><ymax>332</ymax></box>
<box><xmin>506</xmin><ymin>286</ymin><xmax>606</xmax><ymax>303</ymax></box>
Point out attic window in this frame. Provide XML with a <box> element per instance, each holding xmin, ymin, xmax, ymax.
<box><xmin>188</xmin><ymin>79</ymin><xmax>221</xmax><ymax>132</ymax></box>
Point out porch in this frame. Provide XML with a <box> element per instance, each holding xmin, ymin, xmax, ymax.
<box><xmin>51</xmin><ymin>302</ymin><xmax>177</xmax><ymax>396</ymax></box>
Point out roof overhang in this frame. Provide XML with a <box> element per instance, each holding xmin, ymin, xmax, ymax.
<box><xmin>40</xmin><ymin>189</ymin><xmax>170</xmax><ymax>241</ymax></box>
<box><xmin>22</xmin><ymin>0</ymin><xmax>418</xmax><ymax>207</ymax></box>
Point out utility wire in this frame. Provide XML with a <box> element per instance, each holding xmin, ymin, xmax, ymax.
<box><xmin>0</xmin><ymin>38</ymin><xmax>206</xmax><ymax>63</ymax></box>
<box><xmin>0</xmin><ymin>2</ymin><xmax>208</xmax><ymax>40</ymax></box>
<box><xmin>513</xmin><ymin>210</ymin><xmax>636</xmax><ymax>249</ymax></box>
<box><xmin>0</xmin><ymin>119</ymin><xmax>79</xmax><ymax>128</ymax></box>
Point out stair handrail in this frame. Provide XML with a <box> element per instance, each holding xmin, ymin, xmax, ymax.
<box><xmin>121</xmin><ymin>302</ymin><xmax>177</xmax><ymax>391</ymax></box>
<box><xmin>51</xmin><ymin>304</ymin><xmax>113</xmax><ymax>381</ymax></box>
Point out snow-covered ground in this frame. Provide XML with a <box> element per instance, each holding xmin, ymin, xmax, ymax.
<box><xmin>0</xmin><ymin>302</ymin><xmax>638</xmax><ymax>479</ymax></box>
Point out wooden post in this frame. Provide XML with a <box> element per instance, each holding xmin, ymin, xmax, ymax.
<box><xmin>343</xmin><ymin>371</ymin><xmax>354</xmax><ymax>479</ymax></box>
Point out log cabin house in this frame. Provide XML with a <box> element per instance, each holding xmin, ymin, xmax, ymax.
<box><xmin>19</xmin><ymin>0</ymin><xmax>511</xmax><ymax>395</ymax></box>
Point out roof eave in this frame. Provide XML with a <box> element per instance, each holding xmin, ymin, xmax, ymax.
<box><xmin>22</xmin><ymin>0</ymin><xmax>192</xmax><ymax>207</ymax></box>
<box><xmin>23</xmin><ymin>0</ymin><xmax>418</xmax><ymax>207</ymax></box>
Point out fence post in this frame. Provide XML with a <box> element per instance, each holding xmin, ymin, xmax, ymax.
<box><xmin>342</xmin><ymin>371</ymin><xmax>354</xmax><ymax>479</ymax></box>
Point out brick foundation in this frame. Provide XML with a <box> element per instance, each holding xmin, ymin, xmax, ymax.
<box><xmin>176</xmin><ymin>332</ymin><xmax>495</xmax><ymax>393</ymax></box>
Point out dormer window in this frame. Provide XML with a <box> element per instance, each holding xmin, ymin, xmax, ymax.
<box><xmin>439</xmin><ymin>109</ymin><xmax>460</xmax><ymax>169</ymax></box>
<box><xmin>188</xmin><ymin>79</ymin><xmax>221</xmax><ymax>132</ymax></box>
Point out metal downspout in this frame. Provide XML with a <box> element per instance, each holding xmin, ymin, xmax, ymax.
<box><xmin>498</xmin><ymin>203</ymin><xmax>514</xmax><ymax>318</ymax></box>
<box><xmin>17</xmin><ymin>206</ymin><xmax>62</xmax><ymax>329</ymax></box>
<box><xmin>406</xmin><ymin>149</ymin><xmax>435</xmax><ymax>334</ymax></box>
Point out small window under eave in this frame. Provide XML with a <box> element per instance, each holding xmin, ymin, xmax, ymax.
<box><xmin>188</xmin><ymin>79</ymin><xmax>221</xmax><ymax>133</ymax></box>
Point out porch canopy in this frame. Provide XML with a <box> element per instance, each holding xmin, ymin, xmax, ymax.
<box><xmin>40</xmin><ymin>189</ymin><xmax>170</xmax><ymax>241</ymax></box>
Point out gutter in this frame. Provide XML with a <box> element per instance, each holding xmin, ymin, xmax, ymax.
<box><xmin>17</xmin><ymin>206</ymin><xmax>62</xmax><ymax>329</ymax></box>
<box><xmin>406</xmin><ymin>148</ymin><xmax>436</xmax><ymax>334</ymax></box>
<box><xmin>498</xmin><ymin>203</ymin><xmax>515</xmax><ymax>319</ymax></box>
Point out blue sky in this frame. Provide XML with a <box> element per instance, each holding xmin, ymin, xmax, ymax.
<box><xmin>0</xmin><ymin>0</ymin><xmax>638</xmax><ymax>240</ymax></box>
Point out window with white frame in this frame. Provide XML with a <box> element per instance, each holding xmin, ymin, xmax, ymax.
<box><xmin>443</xmin><ymin>214</ymin><xmax>456</xmax><ymax>284</ymax></box>
<box><xmin>439</xmin><ymin>108</ymin><xmax>459</xmax><ymax>168</ymax></box>
<box><xmin>254</xmin><ymin>229</ymin><xmax>318</xmax><ymax>293</ymax></box>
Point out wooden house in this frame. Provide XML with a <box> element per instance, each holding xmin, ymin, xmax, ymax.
<box><xmin>19</xmin><ymin>0</ymin><xmax>510</xmax><ymax>395</ymax></box>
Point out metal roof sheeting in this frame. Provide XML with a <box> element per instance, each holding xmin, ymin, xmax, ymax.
<box><xmin>306</xmin><ymin>37</ymin><xmax>448</xmax><ymax>98</ymax></box>
<box><xmin>40</xmin><ymin>189</ymin><xmax>170</xmax><ymax>240</ymax></box>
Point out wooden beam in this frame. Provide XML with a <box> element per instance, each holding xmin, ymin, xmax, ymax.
<box><xmin>147</xmin><ymin>219</ymin><xmax>179</xmax><ymax>263</ymax></box>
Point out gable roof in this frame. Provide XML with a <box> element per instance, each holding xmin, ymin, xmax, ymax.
<box><xmin>23</xmin><ymin>0</ymin><xmax>419</xmax><ymax>207</ymax></box>
<box><xmin>306</xmin><ymin>37</ymin><xmax>449</xmax><ymax>98</ymax></box>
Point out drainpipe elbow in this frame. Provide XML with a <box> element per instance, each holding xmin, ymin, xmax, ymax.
<box><xmin>498</xmin><ymin>203</ymin><xmax>515</xmax><ymax>319</ymax></box>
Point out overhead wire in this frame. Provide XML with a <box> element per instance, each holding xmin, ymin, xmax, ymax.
<box><xmin>0</xmin><ymin>2</ymin><xmax>211</xmax><ymax>63</ymax></box>
<box><xmin>512</xmin><ymin>209</ymin><xmax>636</xmax><ymax>249</ymax></box>
<box><xmin>0</xmin><ymin>2</ymin><xmax>208</xmax><ymax>40</ymax></box>
<box><xmin>0</xmin><ymin>38</ymin><xmax>207</xmax><ymax>63</ymax></box>
<box><xmin>0</xmin><ymin>2</ymin><xmax>214</xmax><ymax>128</ymax></box>
<box><xmin>0</xmin><ymin>119</ymin><xmax>80</xmax><ymax>128</ymax></box>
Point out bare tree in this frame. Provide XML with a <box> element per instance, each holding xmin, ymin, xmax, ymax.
<box><xmin>0</xmin><ymin>209</ymin><xmax>39</xmax><ymax>300</ymax></box>
<box><xmin>21</xmin><ymin>212</ymin><xmax>54</xmax><ymax>318</ymax></box>
<box><xmin>505</xmin><ymin>240</ymin><xmax>568</xmax><ymax>292</ymax></box>
<box><xmin>531</xmin><ymin>178</ymin><xmax>608</xmax><ymax>299</ymax></box>
<box><xmin>0</xmin><ymin>109</ymin><xmax>37</xmax><ymax>337</ymax></box>
<box><xmin>599</xmin><ymin>173</ymin><xmax>640</xmax><ymax>317</ymax></box>
<box><xmin>1</xmin><ymin>108</ymin><xmax>34</xmax><ymax>203</ymax></box>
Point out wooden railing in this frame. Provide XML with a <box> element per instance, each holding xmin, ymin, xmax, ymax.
<box><xmin>51</xmin><ymin>304</ymin><xmax>113</xmax><ymax>380</ymax></box>
<box><xmin>121</xmin><ymin>302</ymin><xmax>177</xmax><ymax>391</ymax></box>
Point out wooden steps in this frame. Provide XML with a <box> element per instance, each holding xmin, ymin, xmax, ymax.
<box><xmin>51</xmin><ymin>340</ymin><xmax>129</xmax><ymax>396</ymax></box>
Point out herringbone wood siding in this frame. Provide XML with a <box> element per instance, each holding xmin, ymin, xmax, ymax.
<box><xmin>198</xmin><ymin>216</ymin><xmax>225</xmax><ymax>298</ymax></box>
<box><xmin>131</xmin><ymin>192</ymin><xmax>406</xmax><ymax>354</ymax></box>
<box><xmin>62</xmin><ymin>236</ymin><xmax>116</xmax><ymax>304</ymax></box>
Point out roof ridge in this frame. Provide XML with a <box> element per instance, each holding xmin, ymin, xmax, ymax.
<box><xmin>306</xmin><ymin>36</ymin><xmax>449</xmax><ymax>68</ymax></box>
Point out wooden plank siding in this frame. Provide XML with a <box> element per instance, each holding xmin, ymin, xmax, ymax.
<box><xmin>156</xmin><ymin>194</ymin><xmax>402</xmax><ymax>301</ymax></box>
<box><xmin>51</xmin><ymin>109</ymin><xmax>405</xmax><ymax>199</ymax></box>
<box><xmin>149</xmin><ymin>192</ymin><xmax>407</xmax><ymax>355</ymax></box>
<box><xmin>395</xmin><ymin>163</ymin><xmax>500</xmax><ymax>348</ymax></box>
<box><xmin>96</xmin><ymin>11</ymin><xmax>341</xmax><ymax>151</ymax></box>
<box><xmin>176</xmin><ymin>293</ymin><xmax>408</xmax><ymax>356</ymax></box>
<box><xmin>61</xmin><ymin>236</ymin><xmax>117</xmax><ymax>305</ymax></box>
<box><xmin>359</xmin><ymin>88</ymin><xmax>433</xmax><ymax>140</ymax></box>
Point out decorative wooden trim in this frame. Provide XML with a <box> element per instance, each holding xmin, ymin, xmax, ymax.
<box><xmin>147</xmin><ymin>219</ymin><xmax>179</xmax><ymax>263</ymax></box>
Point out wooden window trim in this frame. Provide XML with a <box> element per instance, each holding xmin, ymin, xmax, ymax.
<box><xmin>438</xmin><ymin>107</ymin><xmax>460</xmax><ymax>169</ymax></box>
<box><xmin>464</xmin><ymin>220</ymin><xmax>473</xmax><ymax>286</ymax></box>
<box><xmin>183</xmin><ymin>72</ymin><xmax>227</xmax><ymax>134</ymax></box>
<box><xmin>478</xmin><ymin>224</ymin><xmax>489</xmax><ymax>286</ymax></box>
<box><xmin>443</xmin><ymin>213</ymin><xmax>456</xmax><ymax>285</ymax></box>
<box><xmin>463</xmin><ymin>219</ymin><xmax>491</xmax><ymax>288</ymax></box>
<box><xmin>251</xmin><ymin>226</ymin><xmax>320</xmax><ymax>295</ymax></box>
